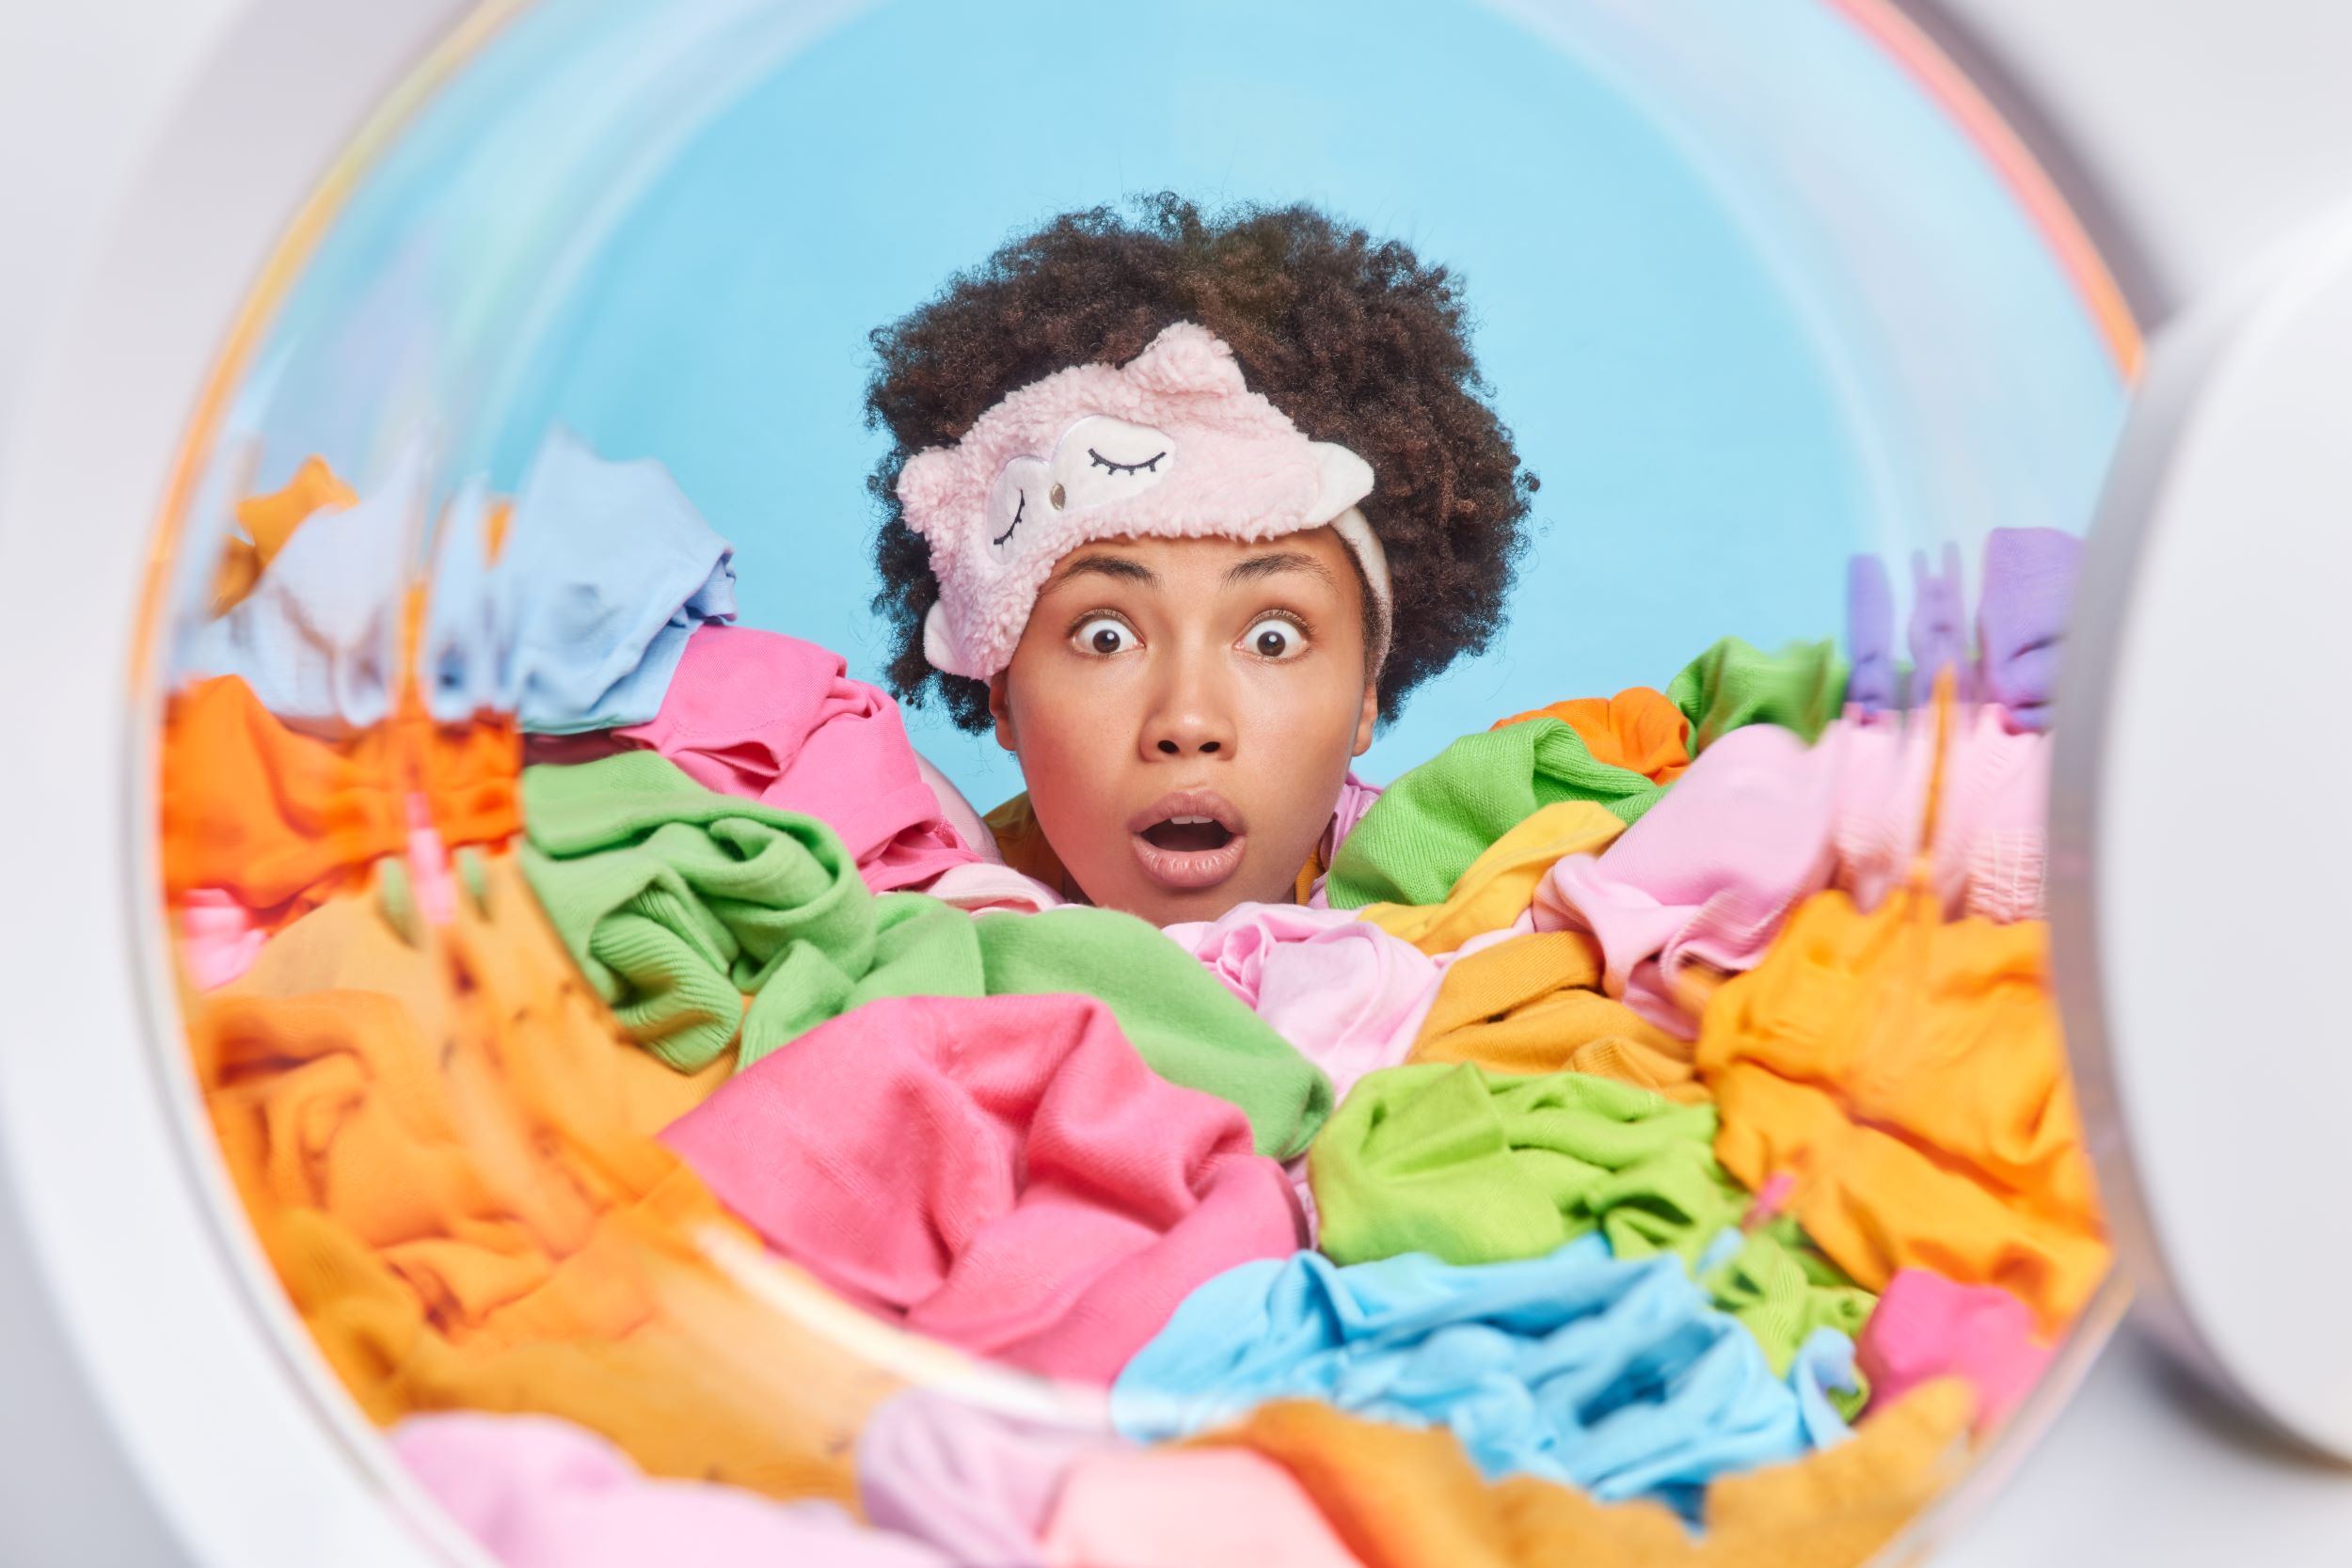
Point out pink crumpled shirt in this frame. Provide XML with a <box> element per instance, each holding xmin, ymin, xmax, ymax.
<box><xmin>1534</xmin><ymin>705</ymin><xmax>2050</xmax><ymax>1038</ymax></box>
<box><xmin>1854</xmin><ymin>1268</ymin><xmax>2053</xmax><ymax>1434</ymax></box>
<box><xmin>661</xmin><ymin>992</ymin><xmax>1302</xmax><ymax>1386</ymax></box>
<box><xmin>1159</xmin><ymin>902</ymin><xmax>1443</xmax><ymax>1105</ymax></box>
<box><xmin>390</xmin><ymin>1411</ymin><xmax>949</xmax><ymax>1568</ymax></box>
<box><xmin>529</xmin><ymin>625</ymin><xmax>980</xmax><ymax>894</ymax></box>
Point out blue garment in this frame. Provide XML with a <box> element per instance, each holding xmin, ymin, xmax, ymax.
<box><xmin>1976</xmin><ymin>527</ymin><xmax>2078</xmax><ymax>731</ymax></box>
<box><xmin>180</xmin><ymin>442</ymin><xmax>422</xmax><ymax>736</ymax></box>
<box><xmin>421</xmin><ymin>478</ymin><xmax>504</xmax><ymax>722</ymax></box>
<box><xmin>494</xmin><ymin>431</ymin><xmax>737</xmax><ymax>734</ymax></box>
<box><xmin>1110</xmin><ymin>1237</ymin><xmax>1844</xmax><ymax>1517</ymax></box>
<box><xmin>1845</xmin><ymin>554</ymin><xmax>1896</xmax><ymax>717</ymax></box>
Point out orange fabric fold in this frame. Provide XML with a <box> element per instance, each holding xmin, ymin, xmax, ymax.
<box><xmin>1695</xmin><ymin>886</ymin><xmax>2108</xmax><ymax>1331</ymax></box>
<box><xmin>1407</xmin><ymin>930</ymin><xmax>1705</xmax><ymax>1102</ymax></box>
<box><xmin>1199</xmin><ymin>1383</ymin><xmax>1973</xmax><ymax>1568</ymax></box>
<box><xmin>191</xmin><ymin>858</ymin><xmax>892</xmax><ymax>1501</ymax></box>
<box><xmin>210</xmin><ymin>455</ymin><xmax>358</xmax><ymax>615</ymax></box>
<box><xmin>1490</xmin><ymin>687</ymin><xmax>1692</xmax><ymax>785</ymax></box>
<box><xmin>160</xmin><ymin>675</ymin><xmax>519</xmax><ymax>925</ymax></box>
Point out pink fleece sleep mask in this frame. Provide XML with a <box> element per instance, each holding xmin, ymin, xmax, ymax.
<box><xmin>897</xmin><ymin>321</ymin><xmax>1390</xmax><ymax>683</ymax></box>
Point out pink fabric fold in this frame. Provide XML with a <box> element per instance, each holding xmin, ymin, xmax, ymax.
<box><xmin>1041</xmin><ymin>1447</ymin><xmax>1369</xmax><ymax>1568</ymax></box>
<box><xmin>180</xmin><ymin>889</ymin><xmax>268</xmax><ymax>990</ymax></box>
<box><xmin>390</xmin><ymin>1412</ymin><xmax>949</xmax><ymax>1568</ymax></box>
<box><xmin>1307</xmin><ymin>771</ymin><xmax>1384</xmax><ymax>908</ymax></box>
<box><xmin>1855</xmin><ymin>1268</ymin><xmax>2054</xmax><ymax>1434</ymax></box>
<box><xmin>1159</xmin><ymin>903</ymin><xmax>1442</xmax><ymax>1103</ymax></box>
<box><xmin>857</xmin><ymin>1390</ymin><xmax>1113</xmax><ymax>1566</ymax></box>
<box><xmin>1534</xmin><ymin>722</ymin><xmax>1841</xmax><ymax>1039</ymax></box>
<box><xmin>913</xmin><ymin>858</ymin><xmax>1067</xmax><ymax>914</ymax></box>
<box><xmin>660</xmin><ymin>992</ymin><xmax>1303</xmax><ymax>1385</ymax></box>
<box><xmin>532</xmin><ymin>625</ymin><xmax>981</xmax><ymax>894</ymax></box>
<box><xmin>1533</xmin><ymin>706</ymin><xmax>2051</xmax><ymax>1037</ymax></box>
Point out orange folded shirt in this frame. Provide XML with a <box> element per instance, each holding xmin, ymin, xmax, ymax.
<box><xmin>160</xmin><ymin>675</ymin><xmax>519</xmax><ymax>926</ymax></box>
<box><xmin>1198</xmin><ymin>1381</ymin><xmax>1974</xmax><ymax>1568</ymax></box>
<box><xmin>1695</xmin><ymin>885</ymin><xmax>2109</xmax><ymax>1331</ymax></box>
<box><xmin>1491</xmin><ymin>687</ymin><xmax>1692</xmax><ymax>786</ymax></box>
<box><xmin>192</xmin><ymin>857</ymin><xmax>895</xmax><ymax>1502</ymax></box>
<box><xmin>1407</xmin><ymin>930</ymin><xmax>1706</xmax><ymax>1103</ymax></box>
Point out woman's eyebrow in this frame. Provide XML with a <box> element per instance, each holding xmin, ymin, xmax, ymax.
<box><xmin>1225</xmin><ymin>550</ymin><xmax>1335</xmax><ymax>587</ymax></box>
<box><xmin>1047</xmin><ymin>554</ymin><xmax>1162</xmax><ymax>590</ymax></box>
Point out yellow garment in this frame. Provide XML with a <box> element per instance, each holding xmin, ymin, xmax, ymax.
<box><xmin>1490</xmin><ymin>686</ymin><xmax>1692</xmax><ymax>786</ymax></box>
<box><xmin>209</xmin><ymin>456</ymin><xmax>358</xmax><ymax>614</ymax></box>
<box><xmin>1696</xmin><ymin>885</ymin><xmax>2108</xmax><ymax>1331</ymax></box>
<box><xmin>1408</xmin><ymin>930</ymin><xmax>1705</xmax><ymax>1102</ymax></box>
<box><xmin>1199</xmin><ymin>1382</ymin><xmax>1973</xmax><ymax>1568</ymax></box>
<box><xmin>192</xmin><ymin>856</ymin><xmax>898</xmax><ymax>1501</ymax></box>
<box><xmin>1359</xmin><ymin>802</ymin><xmax>1625</xmax><ymax>957</ymax></box>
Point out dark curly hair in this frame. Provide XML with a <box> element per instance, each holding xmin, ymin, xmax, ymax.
<box><xmin>865</xmin><ymin>192</ymin><xmax>1537</xmax><ymax>732</ymax></box>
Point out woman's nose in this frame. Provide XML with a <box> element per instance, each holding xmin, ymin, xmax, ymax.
<box><xmin>1141</xmin><ymin>649</ymin><xmax>1237</xmax><ymax>760</ymax></box>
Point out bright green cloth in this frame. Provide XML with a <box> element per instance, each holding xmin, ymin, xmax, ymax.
<box><xmin>521</xmin><ymin>752</ymin><xmax>1331</xmax><ymax>1157</ymax></box>
<box><xmin>1324</xmin><ymin>720</ymin><xmax>1662</xmax><ymax>911</ymax></box>
<box><xmin>1308</xmin><ymin>1061</ymin><xmax>1874</xmax><ymax>1387</ymax></box>
<box><xmin>1309</xmin><ymin>1062</ymin><xmax>1736</xmax><ymax>1269</ymax></box>
<box><xmin>1665</xmin><ymin>635</ymin><xmax>1850</xmax><ymax>752</ymax></box>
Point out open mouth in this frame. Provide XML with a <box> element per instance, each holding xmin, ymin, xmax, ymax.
<box><xmin>1139</xmin><ymin>816</ymin><xmax>1235</xmax><ymax>854</ymax></box>
<box><xmin>1127</xmin><ymin>791</ymin><xmax>1248</xmax><ymax>892</ymax></box>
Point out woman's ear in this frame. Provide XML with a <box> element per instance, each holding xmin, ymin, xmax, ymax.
<box><xmin>1351</xmin><ymin>682</ymin><xmax>1378</xmax><ymax>757</ymax></box>
<box><xmin>989</xmin><ymin>672</ymin><xmax>1019</xmax><ymax>753</ymax></box>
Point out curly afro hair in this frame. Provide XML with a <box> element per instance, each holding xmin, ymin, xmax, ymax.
<box><xmin>865</xmin><ymin>192</ymin><xmax>1536</xmax><ymax>732</ymax></box>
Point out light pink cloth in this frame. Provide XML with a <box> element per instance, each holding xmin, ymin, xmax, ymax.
<box><xmin>1533</xmin><ymin>707</ymin><xmax>2050</xmax><ymax>1037</ymax></box>
<box><xmin>1159</xmin><ymin>902</ymin><xmax>1441</xmax><ymax>1103</ymax></box>
<box><xmin>1307</xmin><ymin>772</ymin><xmax>1384</xmax><ymax>909</ymax></box>
<box><xmin>661</xmin><ymin>992</ymin><xmax>1302</xmax><ymax>1385</ymax></box>
<box><xmin>180</xmin><ymin>889</ymin><xmax>267</xmax><ymax>990</ymax></box>
<box><xmin>528</xmin><ymin>626</ymin><xmax>980</xmax><ymax>895</ymax></box>
<box><xmin>1534</xmin><ymin>722</ymin><xmax>1841</xmax><ymax>1040</ymax></box>
<box><xmin>914</xmin><ymin>858</ymin><xmax>1067</xmax><ymax>914</ymax></box>
<box><xmin>389</xmin><ymin>1412</ymin><xmax>949</xmax><ymax>1568</ymax></box>
<box><xmin>1854</xmin><ymin>1269</ymin><xmax>2054</xmax><ymax>1434</ymax></box>
<box><xmin>1041</xmin><ymin>1448</ymin><xmax>1369</xmax><ymax>1568</ymax></box>
<box><xmin>1831</xmin><ymin>704</ymin><xmax>2050</xmax><ymax>924</ymax></box>
<box><xmin>858</xmin><ymin>1390</ymin><xmax>1113</xmax><ymax>1566</ymax></box>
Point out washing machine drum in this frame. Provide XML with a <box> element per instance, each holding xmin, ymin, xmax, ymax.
<box><xmin>77</xmin><ymin>0</ymin><xmax>2341</xmax><ymax>1562</ymax></box>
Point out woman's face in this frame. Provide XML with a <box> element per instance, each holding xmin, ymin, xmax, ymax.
<box><xmin>991</xmin><ymin>526</ymin><xmax>1378</xmax><ymax>927</ymax></box>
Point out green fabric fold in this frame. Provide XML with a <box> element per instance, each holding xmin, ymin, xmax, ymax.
<box><xmin>1309</xmin><ymin>1061</ymin><xmax>1873</xmax><ymax>1384</ymax></box>
<box><xmin>1665</xmin><ymin>635</ymin><xmax>1850</xmax><ymax>752</ymax></box>
<box><xmin>520</xmin><ymin>752</ymin><xmax>1331</xmax><ymax>1158</ymax></box>
<box><xmin>1325</xmin><ymin>720</ymin><xmax>1663</xmax><ymax>910</ymax></box>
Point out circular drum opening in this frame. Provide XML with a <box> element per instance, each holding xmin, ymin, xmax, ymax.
<box><xmin>139</xmin><ymin>1</ymin><xmax>2138</xmax><ymax>1562</ymax></box>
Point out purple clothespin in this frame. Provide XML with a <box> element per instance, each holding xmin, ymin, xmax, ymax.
<box><xmin>1847</xmin><ymin>554</ymin><xmax>1897</xmax><ymax>717</ymax></box>
<box><xmin>1977</xmin><ymin>528</ymin><xmax>2080</xmax><ymax>731</ymax></box>
<box><xmin>1908</xmin><ymin>542</ymin><xmax>1974</xmax><ymax>705</ymax></box>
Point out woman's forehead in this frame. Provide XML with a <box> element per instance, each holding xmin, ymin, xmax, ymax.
<box><xmin>1041</xmin><ymin>530</ymin><xmax>1355</xmax><ymax>593</ymax></box>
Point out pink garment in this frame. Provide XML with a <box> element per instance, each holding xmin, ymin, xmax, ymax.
<box><xmin>1159</xmin><ymin>902</ymin><xmax>1442</xmax><ymax>1102</ymax></box>
<box><xmin>532</xmin><ymin>626</ymin><xmax>981</xmax><ymax>895</ymax></box>
<box><xmin>389</xmin><ymin>1412</ymin><xmax>949</xmax><ymax>1568</ymax></box>
<box><xmin>1855</xmin><ymin>1269</ymin><xmax>2054</xmax><ymax>1434</ymax></box>
<box><xmin>1832</xmin><ymin>703</ymin><xmax>2049</xmax><ymax>924</ymax></box>
<box><xmin>857</xmin><ymin>1390</ymin><xmax>1113</xmax><ymax>1565</ymax></box>
<box><xmin>179</xmin><ymin>889</ymin><xmax>267</xmax><ymax>990</ymax></box>
<box><xmin>1534</xmin><ymin>722</ymin><xmax>1840</xmax><ymax>1039</ymax></box>
<box><xmin>1306</xmin><ymin>772</ymin><xmax>1384</xmax><ymax>908</ymax></box>
<box><xmin>660</xmin><ymin>992</ymin><xmax>1302</xmax><ymax>1385</ymax></box>
<box><xmin>1041</xmin><ymin>1448</ymin><xmax>1369</xmax><ymax>1568</ymax></box>
<box><xmin>915</xmin><ymin>750</ymin><xmax>998</xmax><ymax>861</ymax></box>
<box><xmin>405</xmin><ymin>793</ymin><xmax>456</xmax><ymax>928</ymax></box>
<box><xmin>914</xmin><ymin>858</ymin><xmax>1067</xmax><ymax>914</ymax></box>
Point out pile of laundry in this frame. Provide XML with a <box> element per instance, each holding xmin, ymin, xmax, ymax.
<box><xmin>164</xmin><ymin>435</ymin><xmax>2103</xmax><ymax>1568</ymax></box>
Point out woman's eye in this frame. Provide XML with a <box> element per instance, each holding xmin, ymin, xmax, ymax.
<box><xmin>1073</xmin><ymin>617</ymin><xmax>1135</xmax><ymax>657</ymax></box>
<box><xmin>1243</xmin><ymin>617</ymin><xmax>1305</xmax><ymax>660</ymax></box>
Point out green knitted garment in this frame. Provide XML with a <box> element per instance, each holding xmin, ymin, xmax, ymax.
<box><xmin>1308</xmin><ymin>1061</ymin><xmax>1873</xmax><ymax>1385</ymax></box>
<box><xmin>519</xmin><ymin>752</ymin><xmax>1331</xmax><ymax>1158</ymax></box>
<box><xmin>1324</xmin><ymin>720</ymin><xmax>1663</xmax><ymax>910</ymax></box>
<box><xmin>1665</xmin><ymin>635</ymin><xmax>1850</xmax><ymax>752</ymax></box>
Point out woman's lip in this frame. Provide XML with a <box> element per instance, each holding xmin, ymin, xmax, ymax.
<box><xmin>1125</xmin><ymin>788</ymin><xmax>1246</xmax><ymax>837</ymax></box>
<box><xmin>1130</xmin><ymin>829</ymin><xmax>1249</xmax><ymax>891</ymax></box>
